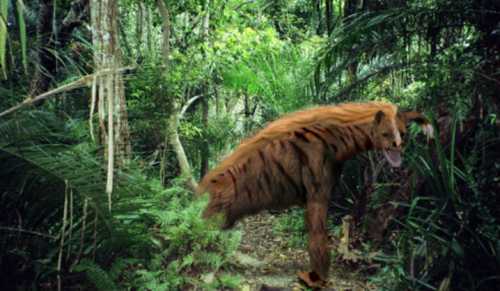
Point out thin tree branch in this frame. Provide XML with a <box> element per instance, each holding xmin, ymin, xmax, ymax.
<box><xmin>327</xmin><ymin>62</ymin><xmax>410</xmax><ymax>100</ymax></box>
<box><xmin>0</xmin><ymin>66</ymin><xmax>135</xmax><ymax>118</ymax></box>
<box><xmin>234</xmin><ymin>0</ymin><xmax>255</xmax><ymax>11</ymax></box>
<box><xmin>57</xmin><ymin>181</ymin><xmax>69</xmax><ymax>291</ymax></box>
<box><xmin>476</xmin><ymin>71</ymin><xmax>500</xmax><ymax>86</ymax></box>
<box><xmin>179</xmin><ymin>94</ymin><xmax>204</xmax><ymax>118</ymax></box>
<box><xmin>0</xmin><ymin>226</ymin><xmax>56</xmax><ymax>239</ymax></box>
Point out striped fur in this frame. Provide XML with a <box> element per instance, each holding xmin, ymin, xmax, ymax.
<box><xmin>198</xmin><ymin>101</ymin><xmax>432</xmax><ymax>280</ymax></box>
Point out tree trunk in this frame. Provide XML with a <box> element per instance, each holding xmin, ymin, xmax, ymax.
<box><xmin>157</xmin><ymin>0</ymin><xmax>170</xmax><ymax>59</ymax></box>
<box><xmin>146</xmin><ymin>4</ymin><xmax>154</xmax><ymax>55</ymax></box>
<box><xmin>343</xmin><ymin>0</ymin><xmax>358</xmax><ymax>85</ymax></box>
<box><xmin>167</xmin><ymin>111</ymin><xmax>198</xmax><ymax>191</ymax></box>
<box><xmin>199</xmin><ymin>0</ymin><xmax>210</xmax><ymax>179</ymax></box>
<box><xmin>325</xmin><ymin>0</ymin><xmax>333</xmax><ymax>35</ymax></box>
<box><xmin>271</xmin><ymin>0</ymin><xmax>284</xmax><ymax>36</ymax></box>
<box><xmin>136</xmin><ymin>2</ymin><xmax>145</xmax><ymax>58</ymax></box>
<box><xmin>91</xmin><ymin>0</ymin><xmax>132</xmax><ymax>210</ymax></box>
<box><xmin>157</xmin><ymin>0</ymin><xmax>198</xmax><ymax>191</ymax></box>
<box><xmin>314</xmin><ymin>0</ymin><xmax>322</xmax><ymax>35</ymax></box>
<box><xmin>200</xmin><ymin>97</ymin><xmax>209</xmax><ymax>178</ymax></box>
<box><xmin>243</xmin><ymin>92</ymin><xmax>250</xmax><ymax>132</ymax></box>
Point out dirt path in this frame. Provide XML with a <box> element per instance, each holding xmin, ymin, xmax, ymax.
<box><xmin>229</xmin><ymin>212</ymin><xmax>374</xmax><ymax>290</ymax></box>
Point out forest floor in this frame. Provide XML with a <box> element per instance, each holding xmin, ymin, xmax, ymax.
<box><xmin>227</xmin><ymin>212</ymin><xmax>377</xmax><ymax>291</ymax></box>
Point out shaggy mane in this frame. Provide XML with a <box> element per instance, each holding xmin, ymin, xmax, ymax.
<box><xmin>198</xmin><ymin>102</ymin><xmax>398</xmax><ymax>192</ymax></box>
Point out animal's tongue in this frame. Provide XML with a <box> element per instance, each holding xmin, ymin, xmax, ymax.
<box><xmin>383</xmin><ymin>150</ymin><xmax>402</xmax><ymax>167</ymax></box>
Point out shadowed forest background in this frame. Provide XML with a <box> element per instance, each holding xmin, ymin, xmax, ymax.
<box><xmin>0</xmin><ymin>0</ymin><xmax>499</xmax><ymax>290</ymax></box>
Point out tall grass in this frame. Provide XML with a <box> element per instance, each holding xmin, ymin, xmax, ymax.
<box><xmin>373</xmin><ymin>118</ymin><xmax>500</xmax><ymax>290</ymax></box>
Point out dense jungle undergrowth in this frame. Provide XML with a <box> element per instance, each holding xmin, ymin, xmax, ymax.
<box><xmin>1</xmin><ymin>0</ymin><xmax>499</xmax><ymax>290</ymax></box>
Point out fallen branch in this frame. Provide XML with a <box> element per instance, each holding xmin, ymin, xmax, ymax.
<box><xmin>0</xmin><ymin>226</ymin><xmax>56</xmax><ymax>239</ymax></box>
<box><xmin>179</xmin><ymin>92</ymin><xmax>216</xmax><ymax>119</ymax></box>
<box><xmin>0</xmin><ymin>66</ymin><xmax>135</xmax><ymax>118</ymax></box>
<box><xmin>179</xmin><ymin>94</ymin><xmax>204</xmax><ymax>119</ymax></box>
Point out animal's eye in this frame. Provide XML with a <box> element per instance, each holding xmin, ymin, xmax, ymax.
<box><xmin>382</xmin><ymin>132</ymin><xmax>391</xmax><ymax>138</ymax></box>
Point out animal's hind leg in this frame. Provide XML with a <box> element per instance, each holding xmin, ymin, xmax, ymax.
<box><xmin>305</xmin><ymin>197</ymin><xmax>330</xmax><ymax>281</ymax></box>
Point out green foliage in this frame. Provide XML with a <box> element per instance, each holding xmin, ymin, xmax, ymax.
<box><xmin>74</xmin><ymin>259</ymin><xmax>119</xmax><ymax>291</ymax></box>
<box><xmin>1</xmin><ymin>0</ymin><xmax>499</xmax><ymax>290</ymax></box>
<box><xmin>0</xmin><ymin>0</ymin><xmax>8</xmax><ymax>78</ymax></box>
<box><xmin>16</xmin><ymin>0</ymin><xmax>27</xmax><ymax>73</ymax></box>
<box><xmin>204</xmin><ymin>114</ymin><xmax>240</xmax><ymax>154</ymax></box>
<box><xmin>126</xmin><ymin>63</ymin><xmax>171</xmax><ymax>152</ymax></box>
<box><xmin>211</xmin><ymin>26</ymin><xmax>284</xmax><ymax>67</ymax></box>
<box><xmin>368</xmin><ymin>121</ymin><xmax>500</xmax><ymax>290</ymax></box>
<box><xmin>0</xmin><ymin>111</ymin><xmax>242</xmax><ymax>290</ymax></box>
<box><xmin>273</xmin><ymin>209</ymin><xmax>307</xmax><ymax>248</ymax></box>
<box><xmin>129</xmin><ymin>190</ymin><xmax>242</xmax><ymax>290</ymax></box>
<box><xmin>273</xmin><ymin>206</ymin><xmax>348</xmax><ymax>251</ymax></box>
<box><xmin>312</xmin><ymin>4</ymin><xmax>500</xmax><ymax>287</ymax></box>
<box><xmin>0</xmin><ymin>111</ymin><xmax>160</xmax><ymax>287</ymax></box>
<box><xmin>224</xmin><ymin>45</ymin><xmax>316</xmax><ymax>116</ymax></box>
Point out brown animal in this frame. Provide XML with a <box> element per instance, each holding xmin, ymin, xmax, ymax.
<box><xmin>197</xmin><ymin>102</ymin><xmax>433</xmax><ymax>285</ymax></box>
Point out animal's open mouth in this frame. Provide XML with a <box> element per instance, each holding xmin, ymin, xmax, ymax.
<box><xmin>383</xmin><ymin>150</ymin><xmax>402</xmax><ymax>167</ymax></box>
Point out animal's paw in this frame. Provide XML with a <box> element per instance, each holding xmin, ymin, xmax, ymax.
<box><xmin>297</xmin><ymin>271</ymin><xmax>327</xmax><ymax>289</ymax></box>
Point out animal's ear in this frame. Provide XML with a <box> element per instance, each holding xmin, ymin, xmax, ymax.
<box><xmin>374</xmin><ymin>110</ymin><xmax>385</xmax><ymax>125</ymax></box>
<box><xmin>400</xmin><ymin>111</ymin><xmax>434</xmax><ymax>139</ymax></box>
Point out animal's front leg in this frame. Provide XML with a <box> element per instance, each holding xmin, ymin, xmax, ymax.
<box><xmin>298</xmin><ymin>198</ymin><xmax>330</xmax><ymax>288</ymax></box>
<box><xmin>297</xmin><ymin>143</ymin><xmax>335</xmax><ymax>287</ymax></box>
<box><xmin>307</xmin><ymin>199</ymin><xmax>330</xmax><ymax>278</ymax></box>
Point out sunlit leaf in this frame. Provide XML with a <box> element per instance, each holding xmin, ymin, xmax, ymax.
<box><xmin>16</xmin><ymin>0</ymin><xmax>27</xmax><ymax>73</ymax></box>
<box><xmin>0</xmin><ymin>0</ymin><xmax>8</xmax><ymax>79</ymax></box>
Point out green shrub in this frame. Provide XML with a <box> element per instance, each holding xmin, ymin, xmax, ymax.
<box><xmin>370</xmin><ymin>120</ymin><xmax>500</xmax><ymax>290</ymax></box>
<box><xmin>128</xmin><ymin>186</ymin><xmax>242</xmax><ymax>290</ymax></box>
<box><xmin>273</xmin><ymin>208</ymin><xmax>308</xmax><ymax>248</ymax></box>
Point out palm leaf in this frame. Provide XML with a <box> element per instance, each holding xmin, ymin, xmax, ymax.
<box><xmin>16</xmin><ymin>0</ymin><xmax>27</xmax><ymax>73</ymax></box>
<box><xmin>0</xmin><ymin>0</ymin><xmax>8</xmax><ymax>79</ymax></box>
<box><xmin>0</xmin><ymin>111</ymin><xmax>156</xmax><ymax>286</ymax></box>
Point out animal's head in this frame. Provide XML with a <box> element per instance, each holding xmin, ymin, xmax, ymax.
<box><xmin>371</xmin><ymin>109</ymin><xmax>434</xmax><ymax>167</ymax></box>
